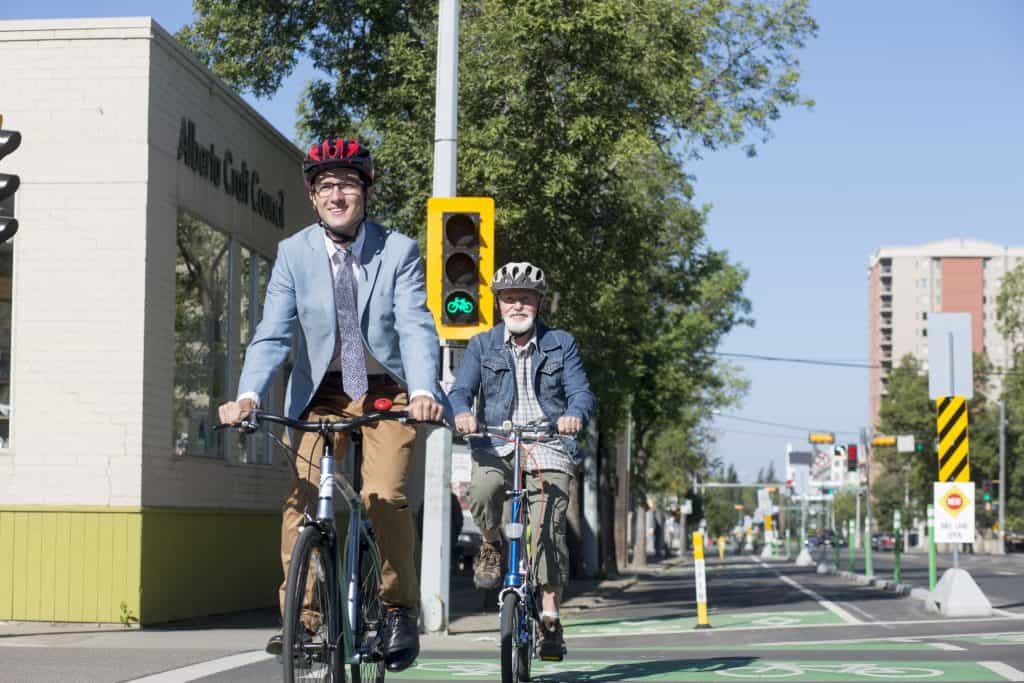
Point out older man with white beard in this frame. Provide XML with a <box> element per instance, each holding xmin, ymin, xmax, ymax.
<box><xmin>449</xmin><ymin>262</ymin><xmax>595</xmax><ymax>662</ymax></box>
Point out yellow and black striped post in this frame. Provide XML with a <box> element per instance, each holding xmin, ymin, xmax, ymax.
<box><xmin>692</xmin><ymin>531</ymin><xmax>711</xmax><ymax>629</ymax></box>
<box><xmin>935</xmin><ymin>395</ymin><xmax>970</xmax><ymax>482</ymax></box>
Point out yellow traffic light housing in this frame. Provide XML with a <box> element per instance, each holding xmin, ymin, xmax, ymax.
<box><xmin>426</xmin><ymin>197</ymin><xmax>495</xmax><ymax>341</ymax></box>
<box><xmin>0</xmin><ymin>122</ymin><xmax>21</xmax><ymax>243</ymax></box>
<box><xmin>808</xmin><ymin>432</ymin><xmax>835</xmax><ymax>445</ymax></box>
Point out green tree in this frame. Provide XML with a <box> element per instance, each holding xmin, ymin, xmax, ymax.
<box><xmin>875</xmin><ymin>355</ymin><xmax>933</xmax><ymax>519</ymax></box>
<box><xmin>996</xmin><ymin>261</ymin><xmax>1024</xmax><ymax>356</ymax></box>
<box><xmin>996</xmin><ymin>262</ymin><xmax>1024</xmax><ymax>526</ymax></box>
<box><xmin>179</xmin><ymin>0</ymin><xmax>817</xmax><ymax>498</ymax></box>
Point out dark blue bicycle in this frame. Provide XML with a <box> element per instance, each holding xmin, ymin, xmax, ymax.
<box><xmin>468</xmin><ymin>420</ymin><xmax>560</xmax><ymax>683</ymax></box>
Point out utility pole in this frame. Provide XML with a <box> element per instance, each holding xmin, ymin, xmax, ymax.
<box><xmin>614</xmin><ymin>411</ymin><xmax>631</xmax><ymax>572</ymax></box>
<box><xmin>582</xmin><ymin>417</ymin><xmax>600</xmax><ymax>576</ymax></box>
<box><xmin>999</xmin><ymin>400</ymin><xmax>1006</xmax><ymax>554</ymax></box>
<box><xmin>421</xmin><ymin>0</ymin><xmax>460</xmax><ymax>634</ymax></box>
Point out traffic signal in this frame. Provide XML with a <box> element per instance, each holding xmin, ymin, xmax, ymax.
<box><xmin>871</xmin><ymin>435</ymin><xmax>896</xmax><ymax>447</ymax></box>
<box><xmin>808</xmin><ymin>432</ymin><xmax>835</xmax><ymax>444</ymax></box>
<box><xmin>0</xmin><ymin>122</ymin><xmax>21</xmax><ymax>244</ymax></box>
<box><xmin>846</xmin><ymin>444</ymin><xmax>858</xmax><ymax>472</ymax></box>
<box><xmin>426</xmin><ymin>197</ymin><xmax>495</xmax><ymax>341</ymax></box>
<box><xmin>982</xmin><ymin>480</ymin><xmax>992</xmax><ymax>502</ymax></box>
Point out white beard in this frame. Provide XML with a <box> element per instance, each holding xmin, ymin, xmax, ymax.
<box><xmin>504</xmin><ymin>312</ymin><xmax>535</xmax><ymax>336</ymax></box>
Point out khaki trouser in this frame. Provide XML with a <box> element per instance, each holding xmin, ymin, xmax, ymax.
<box><xmin>280</xmin><ymin>377</ymin><xmax>419</xmax><ymax>629</ymax></box>
<box><xmin>469</xmin><ymin>450</ymin><xmax>572</xmax><ymax>588</ymax></box>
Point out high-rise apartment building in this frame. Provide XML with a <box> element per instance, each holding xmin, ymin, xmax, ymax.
<box><xmin>869</xmin><ymin>239</ymin><xmax>1024</xmax><ymax>423</ymax></box>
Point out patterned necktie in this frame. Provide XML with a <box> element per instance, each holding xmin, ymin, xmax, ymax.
<box><xmin>332</xmin><ymin>248</ymin><xmax>368</xmax><ymax>400</ymax></box>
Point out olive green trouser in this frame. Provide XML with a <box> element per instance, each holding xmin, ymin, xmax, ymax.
<box><xmin>469</xmin><ymin>450</ymin><xmax>572</xmax><ymax>588</ymax></box>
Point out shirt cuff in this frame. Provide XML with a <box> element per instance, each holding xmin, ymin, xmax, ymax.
<box><xmin>409</xmin><ymin>390</ymin><xmax>435</xmax><ymax>401</ymax></box>
<box><xmin>237</xmin><ymin>391</ymin><xmax>260</xmax><ymax>407</ymax></box>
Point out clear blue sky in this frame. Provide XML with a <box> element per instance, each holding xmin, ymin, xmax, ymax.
<box><xmin>4</xmin><ymin>1</ymin><xmax>1022</xmax><ymax>482</ymax></box>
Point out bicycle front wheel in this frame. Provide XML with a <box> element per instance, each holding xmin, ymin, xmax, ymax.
<box><xmin>283</xmin><ymin>525</ymin><xmax>342</xmax><ymax>683</ymax></box>
<box><xmin>499</xmin><ymin>592</ymin><xmax>531</xmax><ymax>683</ymax></box>
<box><xmin>348</xmin><ymin>530</ymin><xmax>386</xmax><ymax>683</ymax></box>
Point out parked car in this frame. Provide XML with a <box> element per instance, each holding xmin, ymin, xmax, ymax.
<box><xmin>1005</xmin><ymin>529</ymin><xmax>1024</xmax><ymax>553</ymax></box>
<box><xmin>870</xmin><ymin>532</ymin><xmax>895</xmax><ymax>551</ymax></box>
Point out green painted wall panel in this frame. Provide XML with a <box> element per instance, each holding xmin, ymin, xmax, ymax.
<box><xmin>0</xmin><ymin>509</ymin><xmax>141</xmax><ymax>623</ymax></box>
<box><xmin>0</xmin><ymin>507</ymin><xmax>278</xmax><ymax>624</ymax></box>
<box><xmin>139</xmin><ymin>508</ymin><xmax>280</xmax><ymax>624</ymax></box>
<box><xmin>0</xmin><ymin>512</ymin><xmax>14</xmax><ymax>616</ymax></box>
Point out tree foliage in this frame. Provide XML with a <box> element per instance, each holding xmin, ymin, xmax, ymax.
<box><xmin>179</xmin><ymin>0</ymin><xmax>817</xmax><ymax>494</ymax></box>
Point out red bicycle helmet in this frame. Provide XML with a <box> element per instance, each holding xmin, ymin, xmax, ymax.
<box><xmin>303</xmin><ymin>138</ymin><xmax>374</xmax><ymax>188</ymax></box>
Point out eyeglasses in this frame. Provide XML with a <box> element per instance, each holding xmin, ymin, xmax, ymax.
<box><xmin>498</xmin><ymin>292</ymin><xmax>539</xmax><ymax>306</ymax></box>
<box><xmin>313</xmin><ymin>181</ymin><xmax>363</xmax><ymax>198</ymax></box>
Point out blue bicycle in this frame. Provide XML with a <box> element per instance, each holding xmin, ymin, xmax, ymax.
<box><xmin>469</xmin><ymin>420</ymin><xmax>561</xmax><ymax>683</ymax></box>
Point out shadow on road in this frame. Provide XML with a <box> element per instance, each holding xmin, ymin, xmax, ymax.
<box><xmin>532</xmin><ymin>656</ymin><xmax>758</xmax><ymax>681</ymax></box>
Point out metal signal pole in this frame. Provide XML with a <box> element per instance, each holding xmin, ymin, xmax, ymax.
<box><xmin>421</xmin><ymin>0</ymin><xmax>460</xmax><ymax>635</ymax></box>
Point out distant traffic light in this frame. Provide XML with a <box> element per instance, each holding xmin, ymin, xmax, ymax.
<box><xmin>0</xmin><ymin>122</ymin><xmax>21</xmax><ymax>244</ymax></box>
<box><xmin>425</xmin><ymin>197</ymin><xmax>495</xmax><ymax>340</ymax></box>
<box><xmin>871</xmin><ymin>435</ymin><xmax>896</xmax><ymax>447</ymax></box>
<box><xmin>809</xmin><ymin>432</ymin><xmax>835</xmax><ymax>445</ymax></box>
<box><xmin>983</xmin><ymin>480</ymin><xmax>992</xmax><ymax>502</ymax></box>
<box><xmin>846</xmin><ymin>444</ymin><xmax>858</xmax><ymax>472</ymax></box>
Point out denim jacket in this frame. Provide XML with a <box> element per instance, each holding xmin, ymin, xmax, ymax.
<box><xmin>448</xmin><ymin>322</ymin><xmax>596</xmax><ymax>460</ymax></box>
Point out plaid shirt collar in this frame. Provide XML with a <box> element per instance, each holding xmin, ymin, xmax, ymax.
<box><xmin>504</xmin><ymin>327</ymin><xmax>537</xmax><ymax>357</ymax></box>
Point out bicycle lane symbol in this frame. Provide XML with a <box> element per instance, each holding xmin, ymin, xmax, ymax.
<box><xmin>714</xmin><ymin>662</ymin><xmax>946</xmax><ymax>680</ymax></box>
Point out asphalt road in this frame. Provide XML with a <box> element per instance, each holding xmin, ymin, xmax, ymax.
<box><xmin>3</xmin><ymin>553</ymin><xmax>1023</xmax><ymax>682</ymax></box>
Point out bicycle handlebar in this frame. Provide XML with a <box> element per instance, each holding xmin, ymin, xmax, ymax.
<box><xmin>216</xmin><ymin>409</ymin><xmax>448</xmax><ymax>434</ymax></box>
<box><xmin>460</xmin><ymin>421</ymin><xmax>561</xmax><ymax>440</ymax></box>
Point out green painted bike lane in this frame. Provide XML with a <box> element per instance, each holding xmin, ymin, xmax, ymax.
<box><xmin>563</xmin><ymin>609</ymin><xmax>845</xmax><ymax>636</ymax></box>
<box><xmin>389</xmin><ymin>658</ymin><xmax>1010</xmax><ymax>681</ymax></box>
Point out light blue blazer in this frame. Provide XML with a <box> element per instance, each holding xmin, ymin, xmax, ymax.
<box><xmin>237</xmin><ymin>220</ymin><xmax>452</xmax><ymax>422</ymax></box>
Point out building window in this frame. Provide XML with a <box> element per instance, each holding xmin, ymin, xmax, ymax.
<box><xmin>174</xmin><ymin>212</ymin><xmax>231</xmax><ymax>458</ymax></box>
<box><xmin>234</xmin><ymin>247</ymin><xmax>276</xmax><ymax>465</ymax></box>
<box><xmin>0</xmin><ymin>241</ymin><xmax>11</xmax><ymax>449</ymax></box>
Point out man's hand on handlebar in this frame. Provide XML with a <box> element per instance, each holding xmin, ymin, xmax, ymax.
<box><xmin>408</xmin><ymin>395</ymin><xmax>444</xmax><ymax>423</ymax></box>
<box><xmin>557</xmin><ymin>415</ymin><xmax>581</xmax><ymax>436</ymax></box>
<box><xmin>454</xmin><ymin>412</ymin><xmax>478</xmax><ymax>435</ymax></box>
<box><xmin>218</xmin><ymin>398</ymin><xmax>256</xmax><ymax>426</ymax></box>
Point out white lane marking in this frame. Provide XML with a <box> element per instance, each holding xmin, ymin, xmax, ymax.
<box><xmin>979</xmin><ymin>661</ymin><xmax>1024</xmax><ymax>682</ymax></box>
<box><xmin>994</xmin><ymin>608</ymin><xmax>1021</xmax><ymax>617</ymax></box>
<box><xmin>759</xmin><ymin>561</ymin><xmax>862</xmax><ymax>625</ymax></box>
<box><xmin>123</xmin><ymin>650</ymin><xmax>273</xmax><ymax>682</ymax></box>
<box><xmin>840</xmin><ymin>601</ymin><xmax>893</xmax><ymax>629</ymax></box>
<box><xmin>928</xmin><ymin>642</ymin><xmax>966</xmax><ymax>651</ymax></box>
<box><xmin>754</xmin><ymin>630</ymin><xmax>1024</xmax><ymax>649</ymax></box>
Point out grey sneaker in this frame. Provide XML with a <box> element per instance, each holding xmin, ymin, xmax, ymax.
<box><xmin>472</xmin><ymin>541</ymin><xmax>503</xmax><ymax>589</ymax></box>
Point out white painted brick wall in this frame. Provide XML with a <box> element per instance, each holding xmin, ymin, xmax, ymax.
<box><xmin>0</xmin><ymin>18</ymin><xmax>308</xmax><ymax>509</ymax></box>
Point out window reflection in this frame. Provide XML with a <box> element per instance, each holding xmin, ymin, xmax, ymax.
<box><xmin>174</xmin><ymin>212</ymin><xmax>229</xmax><ymax>458</ymax></box>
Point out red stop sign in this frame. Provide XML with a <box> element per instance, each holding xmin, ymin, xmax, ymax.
<box><xmin>947</xmin><ymin>494</ymin><xmax>962</xmax><ymax>510</ymax></box>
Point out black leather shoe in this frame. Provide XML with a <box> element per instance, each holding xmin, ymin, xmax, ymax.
<box><xmin>267</xmin><ymin>630</ymin><xmax>315</xmax><ymax>657</ymax></box>
<box><xmin>266</xmin><ymin>632</ymin><xmax>283</xmax><ymax>656</ymax></box>
<box><xmin>382</xmin><ymin>606</ymin><xmax>420</xmax><ymax>672</ymax></box>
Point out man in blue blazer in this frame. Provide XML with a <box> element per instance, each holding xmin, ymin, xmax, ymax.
<box><xmin>219</xmin><ymin>139</ymin><xmax>446</xmax><ymax>671</ymax></box>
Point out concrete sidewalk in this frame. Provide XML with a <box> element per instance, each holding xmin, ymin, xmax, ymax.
<box><xmin>0</xmin><ymin>555</ymin><xmax>686</xmax><ymax>645</ymax></box>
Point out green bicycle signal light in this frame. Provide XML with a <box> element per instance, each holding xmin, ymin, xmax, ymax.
<box><xmin>426</xmin><ymin>197</ymin><xmax>495</xmax><ymax>340</ymax></box>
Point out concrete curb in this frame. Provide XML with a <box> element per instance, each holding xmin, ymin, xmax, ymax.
<box><xmin>834</xmin><ymin>569</ymin><xmax>914</xmax><ymax>596</ymax></box>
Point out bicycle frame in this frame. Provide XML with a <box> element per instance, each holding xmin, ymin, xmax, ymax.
<box><xmin>227</xmin><ymin>407</ymin><xmax>440</xmax><ymax>674</ymax></box>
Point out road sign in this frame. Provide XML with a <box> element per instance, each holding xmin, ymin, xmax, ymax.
<box><xmin>896</xmin><ymin>434</ymin><xmax>915</xmax><ymax>453</ymax></box>
<box><xmin>928</xmin><ymin>313</ymin><xmax>973</xmax><ymax>400</ymax></box>
<box><xmin>934</xmin><ymin>482</ymin><xmax>975</xmax><ymax>543</ymax></box>
<box><xmin>935</xmin><ymin>395</ymin><xmax>970</xmax><ymax>482</ymax></box>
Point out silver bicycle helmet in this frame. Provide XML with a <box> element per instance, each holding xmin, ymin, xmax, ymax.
<box><xmin>491</xmin><ymin>261</ymin><xmax>547</xmax><ymax>294</ymax></box>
